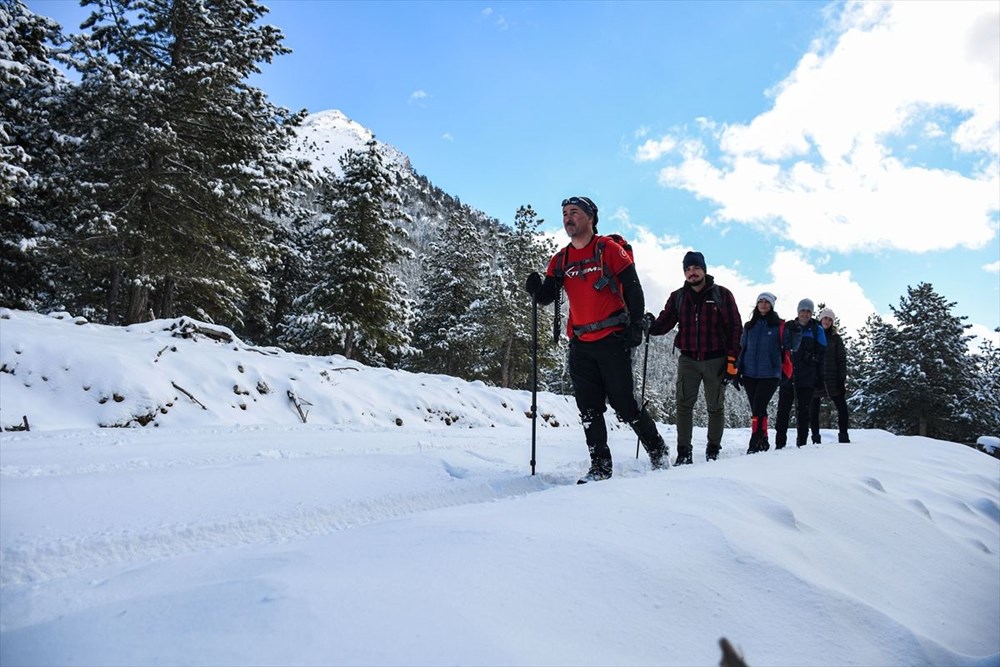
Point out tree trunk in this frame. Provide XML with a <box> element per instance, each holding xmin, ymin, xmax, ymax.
<box><xmin>344</xmin><ymin>329</ymin><xmax>355</xmax><ymax>360</ymax></box>
<box><xmin>153</xmin><ymin>276</ymin><xmax>176</xmax><ymax>320</ymax></box>
<box><xmin>125</xmin><ymin>280</ymin><xmax>150</xmax><ymax>324</ymax></box>
<box><xmin>107</xmin><ymin>270</ymin><xmax>121</xmax><ymax>325</ymax></box>
<box><xmin>499</xmin><ymin>334</ymin><xmax>514</xmax><ymax>388</ymax></box>
<box><xmin>918</xmin><ymin>414</ymin><xmax>928</xmax><ymax>437</ymax></box>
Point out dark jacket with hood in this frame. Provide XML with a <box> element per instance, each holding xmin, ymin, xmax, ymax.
<box><xmin>783</xmin><ymin>317</ymin><xmax>827</xmax><ymax>388</ymax></box>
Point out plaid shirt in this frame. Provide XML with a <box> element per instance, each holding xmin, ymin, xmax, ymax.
<box><xmin>649</xmin><ymin>277</ymin><xmax>742</xmax><ymax>359</ymax></box>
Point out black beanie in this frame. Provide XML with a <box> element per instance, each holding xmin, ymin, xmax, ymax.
<box><xmin>683</xmin><ymin>251</ymin><xmax>706</xmax><ymax>271</ymax></box>
<box><xmin>562</xmin><ymin>196</ymin><xmax>599</xmax><ymax>227</ymax></box>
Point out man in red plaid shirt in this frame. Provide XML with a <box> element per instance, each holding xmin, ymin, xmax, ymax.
<box><xmin>648</xmin><ymin>251</ymin><xmax>742</xmax><ymax>464</ymax></box>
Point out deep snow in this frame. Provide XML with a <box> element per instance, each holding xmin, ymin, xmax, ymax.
<box><xmin>1</xmin><ymin>309</ymin><xmax>998</xmax><ymax>667</ymax></box>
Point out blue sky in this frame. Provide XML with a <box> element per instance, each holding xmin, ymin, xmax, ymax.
<box><xmin>30</xmin><ymin>0</ymin><xmax>1000</xmax><ymax>343</ymax></box>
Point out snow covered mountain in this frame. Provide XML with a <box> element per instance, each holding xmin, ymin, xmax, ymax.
<box><xmin>285</xmin><ymin>108</ymin><xmax>501</xmax><ymax>290</ymax></box>
<box><xmin>288</xmin><ymin>109</ymin><xmax>413</xmax><ymax>178</ymax></box>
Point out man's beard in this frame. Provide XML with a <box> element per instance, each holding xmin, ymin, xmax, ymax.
<box><xmin>687</xmin><ymin>276</ymin><xmax>706</xmax><ymax>288</ymax></box>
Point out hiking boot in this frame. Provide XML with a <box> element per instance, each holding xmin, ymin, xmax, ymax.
<box><xmin>839</xmin><ymin>432</ymin><xmax>850</xmax><ymax>443</ymax></box>
<box><xmin>812</xmin><ymin>434</ymin><xmax>822</xmax><ymax>444</ymax></box>
<box><xmin>649</xmin><ymin>445</ymin><xmax>670</xmax><ymax>470</ymax></box>
<box><xmin>706</xmin><ymin>451</ymin><xmax>719</xmax><ymax>461</ymax></box>
<box><xmin>760</xmin><ymin>439</ymin><xmax>771</xmax><ymax>452</ymax></box>
<box><xmin>577</xmin><ymin>465</ymin><xmax>612</xmax><ymax>484</ymax></box>
<box><xmin>674</xmin><ymin>451</ymin><xmax>693</xmax><ymax>466</ymax></box>
<box><xmin>644</xmin><ymin>434</ymin><xmax>670</xmax><ymax>470</ymax></box>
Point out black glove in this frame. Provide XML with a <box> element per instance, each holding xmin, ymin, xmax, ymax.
<box><xmin>721</xmin><ymin>355</ymin><xmax>739</xmax><ymax>384</ymax></box>
<box><xmin>525</xmin><ymin>272</ymin><xmax>542</xmax><ymax>296</ymax></box>
<box><xmin>625</xmin><ymin>322</ymin><xmax>644</xmax><ymax>348</ymax></box>
<box><xmin>642</xmin><ymin>312</ymin><xmax>655</xmax><ymax>330</ymax></box>
<box><xmin>730</xmin><ymin>372</ymin><xmax>742</xmax><ymax>391</ymax></box>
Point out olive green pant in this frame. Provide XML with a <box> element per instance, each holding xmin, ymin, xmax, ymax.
<box><xmin>676</xmin><ymin>354</ymin><xmax>726</xmax><ymax>454</ymax></box>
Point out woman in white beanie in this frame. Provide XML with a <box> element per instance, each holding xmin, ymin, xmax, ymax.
<box><xmin>810</xmin><ymin>307</ymin><xmax>851</xmax><ymax>443</ymax></box>
<box><xmin>736</xmin><ymin>292</ymin><xmax>785</xmax><ymax>453</ymax></box>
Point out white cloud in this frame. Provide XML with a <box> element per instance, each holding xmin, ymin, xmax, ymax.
<box><xmin>649</xmin><ymin>1</ymin><xmax>1000</xmax><ymax>254</ymax></box>
<box><xmin>968</xmin><ymin>322</ymin><xmax>1000</xmax><ymax>349</ymax></box>
<box><xmin>409</xmin><ymin>90</ymin><xmax>429</xmax><ymax>105</ymax></box>
<box><xmin>984</xmin><ymin>260</ymin><xmax>1000</xmax><ymax>273</ymax></box>
<box><xmin>635</xmin><ymin>137</ymin><xmax>677</xmax><ymax>162</ymax></box>
<box><xmin>441</xmin><ymin>133</ymin><xmax>454</xmax><ymax>142</ymax></box>
<box><xmin>481</xmin><ymin>6</ymin><xmax>508</xmax><ymax>30</ymax></box>
<box><xmin>923</xmin><ymin>122</ymin><xmax>945</xmax><ymax>139</ymax></box>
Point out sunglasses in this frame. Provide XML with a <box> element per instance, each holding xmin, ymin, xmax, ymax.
<box><xmin>561</xmin><ymin>196</ymin><xmax>596</xmax><ymax>213</ymax></box>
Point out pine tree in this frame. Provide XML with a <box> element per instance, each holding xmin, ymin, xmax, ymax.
<box><xmin>408</xmin><ymin>209</ymin><xmax>490</xmax><ymax>379</ymax></box>
<box><xmin>853</xmin><ymin>284</ymin><xmax>980</xmax><ymax>441</ymax></box>
<box><xmin>969</xmin><ymin>330</ymin><xmax>1000</xmax><ymax>441</ymax></box>
<box><xmin>850</xmin><ymin>313</ymin><xmax>905</xmax><ymax>432</ymax></box>
<box><xmin>890</xmin><ymin>283</ymin><xmax>978</xmax><ymax>440</ymax></box>
<box><xmin>57</xmin><ymin>0</ymin><xmax>308</xmax><ymax>324</ymax></box>
<box><xmin>475</xmin><ymin>205</ymin><xmax>557</xmax><ymax>388</ymax></box>
<box><xmin>0</xmin><ymin>1</ymin><xmax>74</xmax><ymax>310</ymax></box>
<box><xmin>281</xmin><ymin>141</ymin><xmax>415</xmax><ymax>365</ymax></box>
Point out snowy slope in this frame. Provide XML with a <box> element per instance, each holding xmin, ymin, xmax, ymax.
<box><xmin>1</xmin><ymin>308</ymin><xmax>998</xmax><ymax>667</ymax></box>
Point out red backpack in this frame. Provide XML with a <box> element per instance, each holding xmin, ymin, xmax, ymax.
<box><xmin>780</xmin><ymin>320</ymin><xmax>793</xmax><ymax>378</ymax></box>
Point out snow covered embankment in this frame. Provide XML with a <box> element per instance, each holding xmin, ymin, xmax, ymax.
<box><xmin>0</xmin><ymin>309</ymin><xmax>579</xmax><ymax>432</ymax></box>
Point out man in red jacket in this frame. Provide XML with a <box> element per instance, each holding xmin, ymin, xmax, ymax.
<box><xmin>525</xmin><ymin>196</ymin><xmax>668</xmax><ymax>483</ymax></box>
<box><xmin>648</xmin><ymin>251</ymin><xmax>742</xmax><ymax>464</ymax></box>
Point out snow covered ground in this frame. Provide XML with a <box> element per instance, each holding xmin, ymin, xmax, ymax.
<box><xmin>1</xmin><ymin>309</ymin><xmax>998</xmax><ymax>666</ymax></box>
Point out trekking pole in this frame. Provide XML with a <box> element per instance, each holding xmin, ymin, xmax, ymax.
<box><xmin>636</xmin><ymin>318</ymin><xmax>651</xmax><ymax>459</ymax></box>
<box><xmin>530</xmin><ymin>291</ymin><xmax>538</xmax><ymax>476</ymax></box>
<box><xmin>552</xmin><ymin>288</ymin><xmax>561</xmax><ymax>344</ymax></box>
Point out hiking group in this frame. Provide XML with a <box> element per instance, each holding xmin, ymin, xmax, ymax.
<box><xmin>525</xmin><ymin>196</ymin><xmax>852</xmax><ymax>484</ymax></box>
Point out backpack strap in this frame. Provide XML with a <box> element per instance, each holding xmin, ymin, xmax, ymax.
<box><xmin>555</xmin><ymin>237</ymin><xmax>623</xmax><ymax>296</ymax></box>
<box><xmin>591</xmin><ymin>239</ymin><xmax>620</xmax><ymax>294</ymax></box>
<box><xmin>675</xmin><ymin>284</ymin><xmax>723</xmax><ymax>321</ymax></box>
<box><xmin>554</xmin><ymin>236</ymin><xmax>631</xmax><ymax>338</ymax></box>
<box><xmin>552</xmin><ymin>244</ymin><xmax>572</xmax><ymax>280</ymax></box>
<box><xmin>571</xmin><ymin>310</ymin><xmax>630</xmax><ymax>337</ymax></box>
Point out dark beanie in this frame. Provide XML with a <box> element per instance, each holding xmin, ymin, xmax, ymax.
<box><xmin>683</xmin><ymin>251</ymin><xmax>706</xmax><ymax>271</ymax></box>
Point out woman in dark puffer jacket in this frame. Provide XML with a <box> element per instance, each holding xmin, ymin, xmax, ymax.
<box><xmin>810</xmin><ymin>307</ymin><xmax>850</xmax><ymax>443</ymax></box>
<box><xmin>736</xmin><ymin>292</ymin><xmax>784</xmax><ymax>454</ymax></box>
